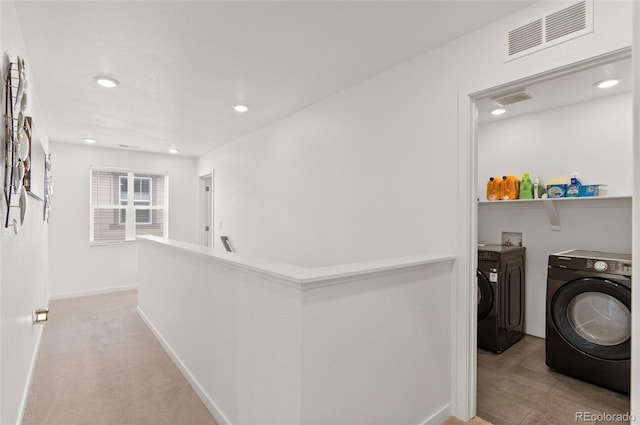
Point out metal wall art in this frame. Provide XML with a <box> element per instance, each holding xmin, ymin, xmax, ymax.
<box><xmin>3</xmin><ymin>56</ymin><xmax>31</xmax><ymax>231</ymax></box>
<box><xmin>44</xmin><ymin>153</ymin><xmax>52</xmax><ymax>222</ymax></box>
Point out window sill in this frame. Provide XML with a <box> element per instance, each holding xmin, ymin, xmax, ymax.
<box><xmin>90</xmin><ymin>240</ymin><xmax>137</xmax><ymax>247</ymax></box>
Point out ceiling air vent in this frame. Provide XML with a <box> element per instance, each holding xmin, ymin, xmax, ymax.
<box><xmin>546</xmin><ymin>1</ymin><xmax>587</xmax><ymax>42</ymax></box>
<box><xmin>492</xmin><ymin>89</ymin><xmax>534</xmax><ymax>107</ymax></box>
<box><xmin>508</xmin><ymin>19</ymin><xmax>543</xmax><ymax>56</ymax></box>
<box><xmin>505</xmin><ymin>0</ymin><xmax>593</xmax><ymax>61</ymax></box>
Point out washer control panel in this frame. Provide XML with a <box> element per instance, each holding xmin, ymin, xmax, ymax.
<box><xmin>586</xmin><ymin>259</ymin><xmax>632</xmax><ymax>275</ymax></box>
<box><xmin>550</xmin><ymin>250</ymin><xmax>632</xmax><ymax>276</ymax></box>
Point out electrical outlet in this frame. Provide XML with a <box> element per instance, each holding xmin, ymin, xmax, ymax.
<box><xmin>502</xmin><ymin>231</ymin><xmax>523</xmax><ymax>247</ymax></box>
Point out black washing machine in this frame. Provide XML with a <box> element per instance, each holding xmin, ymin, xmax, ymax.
<box><xmin>546</xmin><ymin>250</ymin><xmax>632</xmax><ymax>394</ymax></box>
<box><xmin>477</xmin><ymin>245</ymin><xmax>526</xmax><ymax>353</ymax></box>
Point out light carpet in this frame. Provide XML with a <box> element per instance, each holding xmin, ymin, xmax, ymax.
<box><xmin>23</xmin><ymin>290</ymin><xmax>491</xmax><ymax>425</ymax></box>
<box><xmin>23</xmin><ymin>290</ymin><xmax>217</xmax><ymax>425</ymax></box>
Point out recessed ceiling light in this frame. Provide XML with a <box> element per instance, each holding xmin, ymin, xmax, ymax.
<box><xmin>594</xmin><ymin>79</ymin><xmax>619</xmax><ymax>89</ymax></box>
<box><xmin>169</xmin><ymin>148</ymin><xmax>179</xmax><ymax>154</ymax></box>
<box><xmin>232</xmin><ymin>104</ymin><xmax>249</xmax><ymax>113</ymax></box>
<box><xmin>83</xmin><ymin>138</ymin><xmax>97</xmax><ymax>144</ymax></box>
<box><xmin>94</xmin><ymin>76</ymin><xmax>119</xmax><ymax>88</ymax></box>
<box><xmin>491</xmin><ymin>108</ymin><xmax>506</xmax><ymax>116</ymax></box>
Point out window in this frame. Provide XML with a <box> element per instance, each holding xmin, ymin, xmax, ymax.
<box><xmin>90</xmin><ymin>168</ymin><xmax>168</xmax><ymax>244</ymax></box>
<box><xmin>119</xmin><ymin>176</ymin><xmax>152</xmax><ymax>225</ymax></box>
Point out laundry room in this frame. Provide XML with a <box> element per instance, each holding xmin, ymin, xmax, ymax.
<box><xmin>474</xmin><ymin>51</ymin><xmax>632</xmax><ymax>423</ymax></box>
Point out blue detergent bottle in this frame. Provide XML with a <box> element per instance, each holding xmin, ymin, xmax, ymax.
<box><xmin>567</xmin><ymin>172</ymin><xmax>581</xmax><ymax>197</ymax></box>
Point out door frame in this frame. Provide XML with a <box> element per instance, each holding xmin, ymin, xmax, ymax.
<box><xmin>198</xmin><ymin>172</ymin><xmax>214</xmax><ymax>248</ymax></box>
<box><xmin>632</xmin><ymin>2</ymin><xmax>640</xmax><ymax>417</ymax></box>
<box><xmin>454</xmin><ymin>47</ymin><xmax>633</xmax><ymax>420</ymax></box>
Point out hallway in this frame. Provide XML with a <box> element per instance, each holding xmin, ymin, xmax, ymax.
<box><xmin>23</xmin><ymin>291</ymin><xmax>217</xmax><ymax>425</ymax></box>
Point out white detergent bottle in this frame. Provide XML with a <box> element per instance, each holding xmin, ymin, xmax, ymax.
<box><xmin>533</xmin><ymin>177</ymin><xmax>545</xmax><ymax>199</ymax></box>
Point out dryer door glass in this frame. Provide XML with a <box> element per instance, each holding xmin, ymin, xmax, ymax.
<box><xmin>477</xmin><ymin>270</ymin><xmax>493</xmax><ymax>320</ymax></box>
<box><xmin>550</xmin><ymin>277</ymin><xmax>631</xmax><ymax>360</ymax></box>
<box><xmin>567</xmin><ymin>292</ymin><xmax>630</xmax><ymax>346</ymax></box>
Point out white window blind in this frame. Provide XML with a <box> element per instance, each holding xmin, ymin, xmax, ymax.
<box><xmin>90</xmin><ymin>168</ymin><xmax>168</xmax><ymax>244</ymax></box>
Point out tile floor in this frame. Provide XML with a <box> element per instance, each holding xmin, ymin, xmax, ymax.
<box><xmin>477</xmin><ymin>335</ymin><xmax>631</xmax><ymax>425</ymax></box>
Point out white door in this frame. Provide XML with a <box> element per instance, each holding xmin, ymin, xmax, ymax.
<box><xmin>200</xmin><ymin>174</ymin><xmax>213</xmax><ymax>247</ymax></box>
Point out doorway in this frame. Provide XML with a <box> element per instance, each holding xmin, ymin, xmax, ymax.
<box><xmin>467</xmin><ymin>49</ymin><xmax>633</xmax><ymax>422</ymax></box>
<box><xmin>199</xmin><ymin>173</ymin><xmax>214</xmax><ymax>247</ymax></box>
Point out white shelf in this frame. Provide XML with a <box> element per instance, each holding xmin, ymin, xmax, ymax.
<box><xmin>478</xmin><ymin>195</ymin><xmax>632</xmax><ymax>230</ymax></box>
<box><xmin>478</xmin><ymin>195</ymin><xmax>632</xmax><ymax>204</ymax></box>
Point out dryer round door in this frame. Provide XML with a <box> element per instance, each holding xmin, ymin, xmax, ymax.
<box><xmin>477</xmin><ymin>269</ymin><xmax>493</xmax><ymax>320</ymax></box>
<box><xmin>550</xmin><ymin>277</ymin><xmax>631</xmax><ymax>360</ymax></box>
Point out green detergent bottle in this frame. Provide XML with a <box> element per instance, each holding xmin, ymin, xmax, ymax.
<box><xmin>519</xmin><ymin>173</ymin><xmax>534</xmax><ymax>199</ymax></box>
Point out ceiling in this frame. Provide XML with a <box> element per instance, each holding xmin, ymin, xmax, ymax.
<box><xmin>14</xmin><ymin>1</ymin><xmax>536</xmax><ymax>157</ymax></box>
<box><xmin>476</xmin><ymin>55</ymin><xmax>632</xmax><ymax>125</ymax></box>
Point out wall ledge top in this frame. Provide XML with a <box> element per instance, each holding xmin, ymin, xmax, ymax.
<box><xmin>137</xmin><ymin>235</ymin><xmax>456</xmax><ymax>290</ymax></box>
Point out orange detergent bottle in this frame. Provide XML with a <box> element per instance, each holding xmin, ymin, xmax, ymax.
<box><xmin>494</xmin><ymin>176</ymin><xmax>505</xmax><ymax>200</ymax></box>
<box><xmin>503</xmin><ymin>175</ymin><xmax>520</xmax><ymax>200</ymax></box>
<box><xmin>486</xmin><ymin>177</ymin><xmax>497</xmax><ymax>201</ymax></box>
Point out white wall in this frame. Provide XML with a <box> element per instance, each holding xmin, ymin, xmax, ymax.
<box><xmin>138</xmin><ymin>236</ymin><xmax>454</xmax><ymax>425</ymax></box>
<box><xmin>48</xmin><ymin>142</ymin><xmax>197</xmax><ymax>299</ymax></box>
<box><xmin>138</xmin><ymin>239</ymin><xmax>303</xmax><ymax>425</ymax></box>
<box><xmin>195</xmin><ymin>0</ymin><xmax>632</xmax><ymax>419</ymax></box>
<box><xmin>300</xmin><ymin>263</ymin><xmax>453</xmax><ymax>425</ymax></box>
<box><xmin>478</xmin><ymin>92</ymin><xmax>633</xmax><ymax>197</ymax></box>
<box><xmin>198</xmin><ymin>75</ymin><xmax>459</xmax><ymax>268</ymax></box>
<box><xmin>197</xmin><ymin>1</ymin><xmax>632</xmax><ymax>270</ymax></box>
<box><xmin>0</xmin><ymin>1</ymin><xmax>50</xmax><ymax>424</ymax></box>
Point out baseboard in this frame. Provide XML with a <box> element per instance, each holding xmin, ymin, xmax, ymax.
<box><xmin>421</xmin><ymin>403</ymin><xmax>452</xmax><ymax>425</ymax></box>
<box><xmin>48</xmin><ymin>284</ymin><xmax>137</xmax><ymax>301</ymax></box>
<box><xmin>136</xmin><ymin>306</ymin><xmax>231</xmax><ymax>425</ymax></box>
<box><xmin>16</xmin><ymin>323</ymin><xmax>44</xmax><ymax>425</ymax></box>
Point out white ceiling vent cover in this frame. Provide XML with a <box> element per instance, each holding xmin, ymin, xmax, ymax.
<box><xmin>506</xmin><ymin>0</ymin><xmax>593</xmax><ymax>62</ymax></box>
<box><xmin>492</xmin><ymin>89</ymin><xmax>534</xmax><ymax>107</ymax></box>
<box><xmin>546</xmin><ymin>1</ymin><xmax>587</xmax><ymax>42</ymax></box>
<box><xmin>508</xmin><ymin>20</ymin><xmax>543</xmax><ymax>56</ymax></box>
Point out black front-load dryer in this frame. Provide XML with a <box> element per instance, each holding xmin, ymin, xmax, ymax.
<box><xmin>546</xmin><ymin>250</ymin><xmax>632</xmax><ymax>394</ymax></box>
<box><xmin>477</xmin><ymin>245</ymin><xmax>526</xmax><ymax>353</ymax></box>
